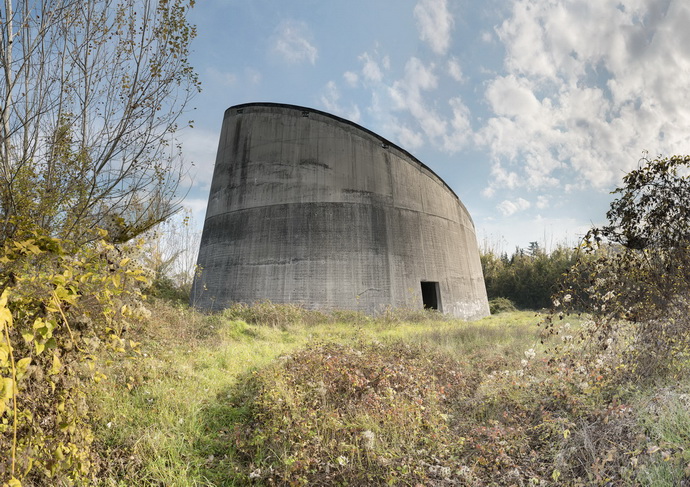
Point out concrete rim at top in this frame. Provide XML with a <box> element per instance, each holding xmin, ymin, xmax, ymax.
<box><xmin>226</xmin><ymin>102</ymin><xmax>464</xmax><ymax>208</ymax></box>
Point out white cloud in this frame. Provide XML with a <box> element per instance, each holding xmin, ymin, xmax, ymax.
<box><xmin>206</xmin><ymin>67</ymin><xmax>237</xmax><ymax>87</ymax></box>
<box><xmin>183</xmin><ymin>198</ymin><xmax>210</xmax><ymax>223</ymax></box>
<box><xmin>414</xmin><ymin>0</ymin><xmax>454</xmax><ymax>55</ymax></box>
<box><xmin>442</xmin><ymin>97</ymin><xmax>472</xmax><ymax>152</ymax></box>
<box><xmin>351</xmin><ymin>55</ymin><xmax>473</xmax><ymax>154</ymax></box>
<box><xmin>206</xmin><ymin>67</ymin><xmax>261</xmax><ymax>87</ymax></box>
<box><xmin>360</xmin><ymin>52</ymin><xmax>386</xmax><ymax>82</ymax></box>
<box><xmin>536</xmin><ymin>195</ymin><xmax>550</xmax><ymax>209</ymax></box>
<box><xmin>497</xmin><ymin>197</ymin><xmax>531</xmax><ymax>216</ymax></box>
<box><xmin>389</xmin><ymin>57</ymin><xmax>447</xmax><ymax>140</ymax></box>
<box><xmin>485</xmin><ymin>75</ymin><xmax>540</xmax><ymax>119</ymax></box>
<box><xmin>178</xmin><ymin>127</ymin><xmax>220</xmax><ymax>190</ymax></box>
<box><xmin>488</xmin><ymin>162</ymin><xmax>520</xmax><ymax>190</ymax></box>
<box><xmin>320</xmin><ymin>81</ymin><xmax>361</xmax><ymax>123</ymax></box>
<box><xmin>271</xmin><ymin>20</ymin><xmax>318</xmax><ymax>65</ymax></box>
<box><xmin>480</xmin><ymin>0</ymin><xmax>690</xmax><ymax>194</ymax></box>
<box><xmin>447</xmin><ymin>57</ymin><xmax>464</xmax><ymax>82</ymax></box>
<box><xmin>343</xmin><ymin>71</ymin><xmax>359</xmax><ymax>87</ymax></box>
<box><xmin>392</xmin><ymin>124</ymin><xmax>425</xmax><ymax>150</ymax></box>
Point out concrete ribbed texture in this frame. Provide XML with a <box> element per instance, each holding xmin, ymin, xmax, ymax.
<box><xmin>191</xmin><ymin>103</ymin><xmax>490</xmax><ymax>320</ymax></box>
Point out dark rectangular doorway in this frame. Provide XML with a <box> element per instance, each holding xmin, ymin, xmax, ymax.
<box><xmin>421</xmin><ymin>281</ymin><xmax>441</xmax><ymax>311</ymax></box>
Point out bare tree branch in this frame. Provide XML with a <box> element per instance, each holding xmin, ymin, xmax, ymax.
<box><xmin>0</xmin><ymin>0</ymin><xmax>199</xmax><ymax>243</ymax></box>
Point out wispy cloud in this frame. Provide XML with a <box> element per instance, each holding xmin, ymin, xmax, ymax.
<box><xmin>206</xmin><ymin>67</ymin><xmax>261</xmax><ymax>87</ymax></box>
<box><xmin>447</xmin><ymin>57</ymin><xmax>464</xmax><ymax>82</ymax></box>
<box><xmin>389</xmin><ymin>57</ymin><xmax>446</xmax><ymax>140</ymax></box>
<box><xmin>393</xmin><ymin>124</ymin><xmax>425</xmax><ymax>150</ymax></box>
<box><xmin>536</xmin><ymin>195</ymin><xmax>550</xmax><ymax>209</ymax></box>
<box><xmin>271</xmin><ymin>20</ymin><xmax>318</xmax><ymax>65</ymax></box>
<box><xmin>442</xmin><ymin>97</ymin><xmax>472</xmax><ymax>152</ymax></box>
<box><xmin>319</xmin><ymin>81</ymin><xmax>361</xmax><ymax>122</ymax></box>
<box><xmin>497</xmin><ymin>197</ymin><xmax>531</xmax><ymax>216</ymax></box>
<box><xmin>178</xmin><ymin>127</ymin><xmax>220</xmax><ymax>190</ymax></box>
<box><xmin>480</xmin><ymin>30</ymin><xmax>493</xmax><ymax>43</ymax></box>
<box><xmin>343</xmin><ymin>71</ymin><xmax>359</xmax><ymax>87</ymax></box>
<box><xmin>359</xmin><ymin>52</ymin><xmax>389</xmax><ymax>82</ymax></box>
<box><xmin>414</xmin><ymin>0</ymin><xmax>454</xmax><ymax>55</ymax></box>
<box><xmin>205</xmin><ymin>67</ymin><xmax>237</xmax><ymax>87</ymax></box>
<box><xmin>343</xmin><ymin>51</ymin><xmax>472</xmax><ymax>153</ymax></box>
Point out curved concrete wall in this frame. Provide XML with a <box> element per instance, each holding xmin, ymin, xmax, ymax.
<box><xmin>192</xmin><ymin>103</ymin><xmax>489</xmax><ymax>320</ymax></box>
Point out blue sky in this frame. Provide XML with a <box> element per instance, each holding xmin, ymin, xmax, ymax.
<box><xmin>179</xmin><ymin>0</ymin><xmax>690</xmax><ymax>254</ymax></box>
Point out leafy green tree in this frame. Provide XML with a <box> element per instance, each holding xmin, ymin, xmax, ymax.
<box><xmin>553</xmin><ymin>154</ymin><xmax>690</xmax><ymax>379</ymax></box>
<box><xmin>0</xmin><ymin>0</ymin><xmax>199</xmax><ymax>243</ymax></box>
<box><xmin>482</xmin><ymin>244</ymin><xmax>579</xmax><ymax>310</ymax></box>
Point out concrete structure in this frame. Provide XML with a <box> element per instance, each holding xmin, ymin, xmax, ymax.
<box><xmin>192</xmin><ymin>103</ymin><xmax>489</xmax><ymax>320</ymax></box>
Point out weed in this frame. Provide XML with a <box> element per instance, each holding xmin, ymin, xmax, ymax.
<box><xmin>221</xmin><ymin>301</ymin><xmax>328</xmax><ymax>329</ymax></box>
<box><xmin>229</xmin><ymin>341</ymin><xmax>469</xmax><ymax>485</ymax></box>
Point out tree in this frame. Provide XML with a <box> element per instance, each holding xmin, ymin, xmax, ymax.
<box><xmin>0</xmin><ymin>0</ymin><xmax>199</xmax><ymax>243</ymax></box>
<box><xmin>481</xmin><ymin>244</ymin><xmax>579</xmax><ymax>310</ymax></box>
<box><xmin>552</xmin><ymin>154</ymin><xmax>690</xmax><ymax>379</ymax></box>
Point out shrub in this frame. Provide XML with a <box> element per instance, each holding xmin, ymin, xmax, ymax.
<box><xmin>221</xmin><ymin>301</ymin><xmax>328</xmax><ymax>328</ymax></box>
<box><xmin>550</xmin><ymin>154</ymin><xmax>690</xmax><ymax>381</ymax></box>
<box><xmin>146</xmin><ymin>276</ymin><xmax>190</xmax><ymax>304</ymax></box>
<box><xmin>0</xmin><ymin>232</ymin><xmax>148</xmax><ymax>485</ymax></box>
<box><xmin>377</xmin><ymin>305</ymin><xmax>449</xmax><ymax>323</ymax></box>
<box><xmin>488</xmin><ymin>297</ymin><xmax>517</xmax><ymax>314</ymax></box>
<box><xmin>229</xmin><ymin>341</ymin><xmax>469</xmax><ymax>485</ymax></box>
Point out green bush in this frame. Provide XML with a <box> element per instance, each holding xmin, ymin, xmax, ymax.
<box><xmin>551</xmin><ymin>154</ymin><xmax>690</xmax><ymax>381</ymax></box>
<box><xmin>488</xmin><ymin>297</ymin><xmax>517</xmax><ymax>314</ymax></box>
<box><xmin>0</xmin><ymin>232</ymin><xmax>149</xmax><ymax>485</ymax></box>
<box><xmin>146</xmin><ymin>276</ymin><xmax>190</xmax><ymax>304</ymax></box>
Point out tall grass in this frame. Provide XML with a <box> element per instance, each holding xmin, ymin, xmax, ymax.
<box><xmin>636</xmin><ymin>391</ymin><xmax>690</xmax><ymax>485</ymax></box>
<box><xmin>89</xmin><ymin>303</ymin><xmax>542</xmax><ymax>485</ymax></box>
<box><xmin>88</xmin><ymin>301</ymin><xmax>690</xmax><ymax>485</ymax></box>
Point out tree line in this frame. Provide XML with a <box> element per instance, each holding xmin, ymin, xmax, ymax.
<box><xmin>481</xmin><ymin>242</ymin><xmax>581</xmax><ymax>310</ymax></box>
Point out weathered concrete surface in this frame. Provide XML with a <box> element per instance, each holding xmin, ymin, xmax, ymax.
<box><xmin>192</xmin><ymin>103</ymin><xmax>490</xmax><ymax>320</ymax></box>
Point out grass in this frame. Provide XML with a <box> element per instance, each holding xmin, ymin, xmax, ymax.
<box><xmin>635</xmin><ymin>390</ymin><xmax>690</xmax><ymax>486</ymax></box>
<box><xmin>89</xmin><ymin>304</ymin><xmax>543</xmax><ymax>485</ymax></box>
<box><xmin>88</xmin><ymin>302</ymin><xmax>690</xmax><ymax>485</ymax></box>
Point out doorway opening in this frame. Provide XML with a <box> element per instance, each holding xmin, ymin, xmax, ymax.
<box><xmin>421</xmin><ymin>281</ymin><xmax>441</xmax><ymax>311</ymax></box>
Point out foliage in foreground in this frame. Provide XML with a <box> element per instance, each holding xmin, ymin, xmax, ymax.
<box><xmin>218</xmin><ymin>311</ymin><xmax>690</xmax><ymax>486</ymax></box>
<box><xmin>549</xmin><ymin>154</ymin><xmax>690</xmax><ymax>381</ymax></box>
<box><xmin>87</xmin><ymin>305</ymin><xmax>542</xmax><ymax>486</ymax></box>
<box><xmin>231</xmin><ymin>341</ymin><xmax>469</xmax><ymax>485</ymax></box>
<box><xmin>0</xmin><ymin>233</ymin><xmax>148</xmax><ymax>486</ymax></box>
<box><xmin>76</xmin><ymin>300</ymin><xmax>690</xmax><ymax>486</ymax></box>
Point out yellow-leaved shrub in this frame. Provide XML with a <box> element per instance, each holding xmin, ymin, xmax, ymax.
<box><xmin>0</xmin><ymin>231</ymin><xmax>150</xmax><ymax>486</ymax></box>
